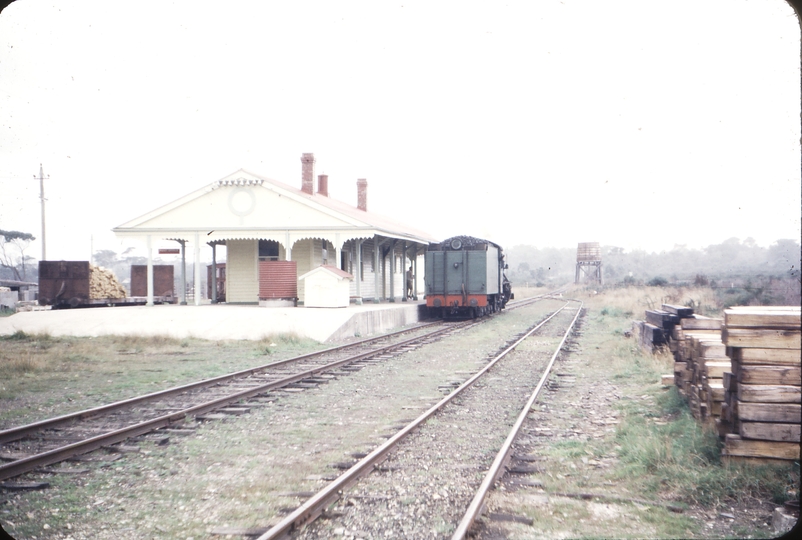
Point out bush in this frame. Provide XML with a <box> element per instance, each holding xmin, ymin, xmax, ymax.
<box><xmin>647</xmin><ymin>276</ymin><xmax>668</xmax><ymax>287</ymax></box>
<box><xmin>1</xmin><ymin>330</ymin><xmax>27</xmax><ymax>340</ymax></box>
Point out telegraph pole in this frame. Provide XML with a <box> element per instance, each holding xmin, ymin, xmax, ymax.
<box><xmin>36</xmin><ymin>164</ymin><xmax>48</xmax><ymax>261</ymax></box>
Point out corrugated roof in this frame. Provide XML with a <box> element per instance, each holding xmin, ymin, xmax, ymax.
<box><xmin>242</xmin><ymin>169</ymin><xmax>438</xmax><ymax>244</ymax></box>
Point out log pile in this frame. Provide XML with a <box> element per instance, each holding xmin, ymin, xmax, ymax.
<box><xmin>89</xmin><ymin>265</ymin><xmax>127</xmax><ymax>299</ymax></box>
<box><xmin>719</xmin><ymin>307</ymin><xmax>801</xmax><ymax>463</ymax></box>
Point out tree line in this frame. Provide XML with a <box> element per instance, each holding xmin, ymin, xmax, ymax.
<box><xmin>506</xmin><ymin>237</ymin><xmax>801</xmax><ymax>287</ymax></box>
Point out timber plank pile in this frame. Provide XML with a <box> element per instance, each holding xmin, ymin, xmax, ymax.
<box><xmin>719</xmin><ymin>306</ymin><xmax>801</xmax><ymax>463</ymax></box>
<box><xmin>634</xmin><ymin>304</ymin><xmax>728</xmax><ymax>421</ymax></box>
<box><xmin>636</xmin><ymin>304</ymin><xmax>690</xmax><ymax>353</ymax></box>
<box><xmin>669</xmin><ymin>310</ymin><xmax>726</xmax><ymax>422</ymax></box>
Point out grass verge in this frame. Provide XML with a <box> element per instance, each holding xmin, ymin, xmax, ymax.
<box><xmin>543</xmin><ymin>285</ymin><xmax>800</xmax><ymax>537</ymax></box>
<box><xmin>0</xmin><ymin>330</ymin><xmax>324</xmax><ymax>428</ymax></box>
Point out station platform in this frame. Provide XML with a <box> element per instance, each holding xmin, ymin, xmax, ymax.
<box><xmin>0</xmin><ymin>301</ymin><xmax>428</xmax><ymax>343</ymax></box>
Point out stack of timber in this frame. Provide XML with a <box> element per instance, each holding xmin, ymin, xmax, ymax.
<box><xmin>720</xmin><ymin>306</ymin><xmax>801</xmax><ymax>463</ymax></box>
<box><xmin>639</xmin><ymin>304</ymin><xmax>730</xmax><ymax>420</ymax></box>
<box><xmin>635</xmin><ymin>318</ymin><xmax>666</xmax><ymax>352</ymax></box>
<box><xmin>637</xmin><ymin>304</ymin><xmax>744</xmax><ymax>426</ymax></box>
<box><xmin>89</xmin><ymin>265</ymin><xmax>127</xmax><ymax>299</ymax></box>
<box><xmin>636</xmin><ymin>304</ymin><xmax>690</xmax><ymax>352</ymax></box>
<box><xmin>634</xmin><ymin>304</ymin><xmax>728</xmax><ymax>421</ymax></box>
<box><xmin>671</xmin><ymin>314</ymin><xmax>726</xmax><ymax>422</ymax></box>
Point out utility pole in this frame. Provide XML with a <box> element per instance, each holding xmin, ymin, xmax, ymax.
<box><xmin>36</xmin><ymin>164</ymin><xmax>49</xmax><ymax>261</ymax></box>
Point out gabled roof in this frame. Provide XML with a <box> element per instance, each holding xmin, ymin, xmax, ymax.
<box><xmin>242</xmin><ymin>169</ymin><xmax>437</xmax><ymax>243</ymax></box>
<box><xmin>298</xmin><ymin>265</ymin><xmax>354</xmax><ymax>281</ymax></box>
<box><xmin>113</xmin><ymin>168</ymin><xmax>437</xmax><ymax>246</ymax></box>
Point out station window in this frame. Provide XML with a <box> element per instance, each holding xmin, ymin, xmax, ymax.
<box><xmin>341</xmin><ymin>250</ymin><xmax>352</xmax><ymax>274</ymax></box>
<box><xmin>258</xmin><ymin>240</ymin><xmax>279</xmax><ymax>261</ymax></box>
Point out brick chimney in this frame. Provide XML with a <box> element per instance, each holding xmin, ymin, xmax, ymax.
<box><xmin>357</xmin><ymin>178</ymin><xmax>368</xmax><ymax>211</ymax></box>
<box><xmin>317</xmin><ymin>174</ymin><xmax>328</xmax><ymax>197</ymax></box>
<box><xmin>301</xmin><ymin>153</ymin><xmax>315</xmax><ymax>194</ymax></box>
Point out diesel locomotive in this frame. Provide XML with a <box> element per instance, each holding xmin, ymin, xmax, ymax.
<box><xmin>424</xmin><ymin>235</ymin><xmax>512</xmax><ymax>318</ymax></box>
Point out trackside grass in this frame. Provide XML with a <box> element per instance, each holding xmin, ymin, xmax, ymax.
<box><xmin>0</xmin><ymin>331</ymin><xmax>324</xmax><ymax>428</ymax></box>
<box><xmin>491</xmin><ymin>284</ymin><xmax>797</xmax><ymax>539</ymax></box>
<box><xmin>556</xmin><ymin>285</ymin><xmax>799</xmax><ymax>537</ymax></box>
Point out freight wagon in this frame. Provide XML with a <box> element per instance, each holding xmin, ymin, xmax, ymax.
<box><xmin>38</xmin><ymin>261</ymin><xmax>175</xmax><ymax>308</ymax></box>
<box><xmin>424</xmin><ymin>236</ymin><xmax>512</xmax><ymax>318</ymax></box>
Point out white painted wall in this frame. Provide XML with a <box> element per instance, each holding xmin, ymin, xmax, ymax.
<box><xmin>226</xmin><ymin>239</ymin><xmax>258</xmax><ymax>303</ymax></box>
<box><xmin>302</xmin><ymin>271</ymin><xmax>351</xmax><ymax>308</ymax></box>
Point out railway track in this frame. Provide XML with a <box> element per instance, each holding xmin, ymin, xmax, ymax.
<box><xmin>0</xmin><ymin>294</ymin><xmax>550</xmax><ymax>482</ymax></box>
<box><xmin>253</xmin><ymin>298</ymin><xmax>583</xmax><ymax>539</ymax></box>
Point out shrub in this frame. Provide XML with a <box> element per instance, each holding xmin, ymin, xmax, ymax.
<box><xmin>0</xmin><ymin>330</ymin><xmax>30</xmax><ymax>341</ymax></box>
<box><xmin>647</xmin><ymin>276</ymin><xmax>668</xmax><ymax>287</ymax></box>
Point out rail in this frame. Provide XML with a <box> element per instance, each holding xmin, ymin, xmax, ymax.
<box><xmin>451</xmin><ymin>299</ymin><xmax>583</xmax><ymax>539</ymax></box>
<box><xmin>255</xmin><ymin>302</ymin><xmax>570</xmax><ymax>540</ymax></box>
<box><xmin>0</xmin><ymin>320</ymin><xmax>473</xmax><ymax>481</ymax></box>
<box><xmin>0</xmin><ymin>292</ymin><xmax>556</xmax><ymax>482</ymax></box>
<box><xmin>0</xmin><ymin>320</ymin><xmax>444</xmax><ymax>445</ymax></box>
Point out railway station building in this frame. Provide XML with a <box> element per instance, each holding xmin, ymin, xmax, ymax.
<box><xmin>113</xmin><ymin>153</ymin><xmax>437</xmax><ymax>307</ymax></box>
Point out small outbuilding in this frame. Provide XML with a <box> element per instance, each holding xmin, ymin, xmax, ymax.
<box><xmin>298</xmin><ymin>265</ymin><xmax>354</xmax><ymax>308</ymax></box>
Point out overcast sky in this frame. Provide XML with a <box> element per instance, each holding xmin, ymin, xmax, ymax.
<box><xmin>1</xmin><ymin>0</ymin><xmax>799</xmax><ymax>262</ymax></box>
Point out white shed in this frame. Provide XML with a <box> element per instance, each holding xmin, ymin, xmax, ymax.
<box><xmin>298</xmin><ymin>265</ymin><xmax>354</xmax><ymax>308</ymax></box>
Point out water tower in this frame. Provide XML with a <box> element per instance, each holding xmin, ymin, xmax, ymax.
<box><xmin>575</xmin><ymin>242</ymin><xmax>602</xmax><ymax>284</ymax></box>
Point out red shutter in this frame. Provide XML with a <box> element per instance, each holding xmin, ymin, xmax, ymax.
<box><xmin>259</xmin><ymin>261</ymin><xmax>298</xmax><ymax>299</ymax></box>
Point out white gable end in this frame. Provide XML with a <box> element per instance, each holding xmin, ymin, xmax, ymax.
<box><xmin>127</xmin><ymin>178</ymin><xmax>362</xmax><ymax>231</ymax></box>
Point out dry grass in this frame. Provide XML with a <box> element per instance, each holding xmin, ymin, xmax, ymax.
<box><xmin>513</xmin><ymin>285</ymin><xmax>554</xmax><ymax>300</ymax></box>
<box><xmin>109</xmin><ymin>334</ymin><xmax>183</xmax><ymax>349</ymax></box>
<box><xmin>572</xmin><ymin>284</ymin><xmax>722</xmax><ymax>318</ymax></box>
<box><xmin>257</xmin><ymin>332</ymin><xmax>306</xmax><ymax>346</ymax></box>
<box><xmin>0</xmin><ymin>353</ymin><xmax>42</xmax><ymax>376</ymax></box>
<box><xmin>255</xmin><ymin>333</ymin><xmax>313</xmax><ymax>355</ymax></box>
<box><xmin>0</xmin><ymin>331</ymin><xmax>326</xmax><ymax>428</ymax></box>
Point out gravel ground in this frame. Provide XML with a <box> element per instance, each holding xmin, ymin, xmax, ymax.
<box><xmin>475</xmin><ymin>331</ymin><xmax>643</xmax><ymax>539</ymax></box>
<box><xmin>0</xmin><ymin>299</ymin><xmax>565</xmax><ymax>540</ymax></box>
<box><xmin>291</xmin><ymin>304</ymin><xmax>579</xmax><ymax>539</ymax></box>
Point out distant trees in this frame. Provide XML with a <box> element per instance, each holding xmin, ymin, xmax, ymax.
<box><xmin>0</xmin><ymin>229</ymin><xmax>36</xmax><ymax>281</ymax></box>
<box><xmin>506</xmin><ymin>238</ymin><xmax>802</xmax><ymax>287</ymax></box>
<box><xmin>767</xmin><ymin>239</ymin><xmax>802</xmax><ymax>276</ymax></box>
